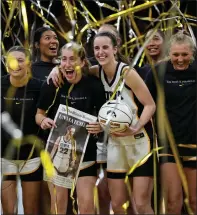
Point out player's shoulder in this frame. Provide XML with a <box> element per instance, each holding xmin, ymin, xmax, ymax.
<box><xmin>27</xmin><ymin>77</ymin><xmax>43</xmax><ymax>91</ymax></box>
<box><xmin>86</xmin><ymin>74</ymin><xmax>103</xmax><ymax>89</ymax></box>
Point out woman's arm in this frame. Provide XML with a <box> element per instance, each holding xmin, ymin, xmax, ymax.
<box><xmin>47</xmin><ymin>65</ymin><xmax>100</xmax><ymax>87</ymax></box>
<box><xmin>36</xmin><ymin>109</ymin><xmax>56</xmax><ymax>130</ymax></box>
<box><xmin>47</xmin><ymin>66</ymin><xmax>63</xmax><ymax>87</ymax></box>
<box><xmin>125</xmin><ymin>68</ymin><xmax>156</xmax><ymax>129</ymax></box>
<box><xmin>113</xmin><ymin>68</ymin><xmax>156</xmax><ymax>137</ymax></box>
<box><xmin>36</xmin><ymin>81</ymin><xmax>57</xmax><ymax>130</ymax></box>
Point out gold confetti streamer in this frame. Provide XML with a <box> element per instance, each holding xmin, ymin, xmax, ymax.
<box><xmin>1</xmin><ymin>1</ymin><xmax>196</xmax><ymax>214</ymax></box>
<box><xmin>40</xmin><ymin>150</ymin><xmax>55</xmax><ymax>178</ymax></box>
<box><xmin>30</xmin><ymin>4</ymin><xmax>70</xmax><ymax>42</ymax></box>
<box><xmin>3</xmin><ymin>0</ymin><xmax>19</xmax><ymax>39</ymax></box>
<box><xmin>94</xmin><ymin>186</ymin><xmax>100</xmax><ymax>214</ymax></box>
<box><xmin>77</xmin><ymin>0</ymin><xmax>165</xmax><ymax>42</ymax></box>
<box><xmin>21</xmin><ymin>0</ymin><xmax>29</xmax><ymax>48</ymax></box>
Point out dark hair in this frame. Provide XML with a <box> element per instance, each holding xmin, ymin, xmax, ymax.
<box><xmin>7</xmin><ymin>46</ymin><xmax>31</xmax><ymax>61</ymax></box>
<box><xmin>99</xmin><ymin>24</ymin><xmax>121</xmax><ymax>44</ymax></box>
<box><xmin>93</xmin><ymin>31</ymin><xmax>129</xmax><ymax>64</ymax></box>
<box><xmin>32</xmin><ymin>26</ymin><xmax>57</xmax><ymax>62</ymax></box>
<box><xmin>60</xmin><ymin>41</ymin><xmax>90</xmax><ymax>75</ymax></box>
<box><xmin>34</xmin><ymin>26</ymin><xmax>55</xmax><ymax>44</ymax></box>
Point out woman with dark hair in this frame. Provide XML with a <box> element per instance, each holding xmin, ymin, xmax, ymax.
<box><xmin>146</xmin><ymin>31</ymin><xmax>196</xmax><ymax>214</ymax></box>
<box><xmin>90</xmin><ymin>31</ymin><xmax>155</xmax><ymax>214</ymax></box>
<box><xmin>31</xmin><ymin>26</ymin><xmax>59</xmax><ymax>80</ymax></box>
<box><xmin>31</xmin><ymin>26</ymin><xmax>61</xmax><ymax>215</ymax></box>
<box><xmin>137</xmin><ymin>29</ymin><xmax>166</xmax><ymax>82</ymax></box>
<box><xmin>1</xmin><ymin>46</ymin><xmax>42</xmax><ymax>214</ymax></box>
<box><xmin>145</xmin><ymin>29</ymin><xmax>165</xmax><ymax>64</ymax></box>
<box><xmin>36</xmin><ymin>41</ymin><xmax>106</xmax><ymax>214</ymax></box>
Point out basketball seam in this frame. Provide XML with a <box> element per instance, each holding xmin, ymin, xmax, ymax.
<box><xmin>100</xmin><ymin>106</ymin><xmax>133</xmax><ymax>122</ymax></box>
<box><xmin>98</xmin><ymin>116</ymin><xmax>130</xmax><ymax>124</ymax></box>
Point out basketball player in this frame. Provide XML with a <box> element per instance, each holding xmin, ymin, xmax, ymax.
<box><xmin>51</xmin><ymin>126</ymin><xmax>76</xmax><ymax>177</ymax></box>
<box><xmin>91</xmin><ymin>31</ymin><xmax>156</xmax><ymax>214</ymax></box>
<box><xmin>146</xmin><ymin>31</ymin><xmax>197</xmax><ymax>214</ymax></box>
<box><xmin>96</xmin><ymin>25</ymin><xmax>157</xmax><ymax>214</ymax></box>
<box><xmin>36</xmin><ymin>41</ymin><xmax>106</xmax><ymax>214</ymax></box>
<box><xmin>1</xmin><ymin>46</ymin><xmax>42</xmax><ymax>214</ymax></box>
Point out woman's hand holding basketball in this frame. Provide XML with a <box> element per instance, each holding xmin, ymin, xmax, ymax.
<box><xmin>112</xmin><ymin>122</ymin><xmax>142</xmax><ymax>137</ymax></box>
<box><xmin>86</xmin><ymin>122</ymin><xmax>103</xmax><ymax>134</ymax></box>
<box><xmin>41</xmin><ymin>117</ymin><xmax>57</xmax><ymax>130</ymax></box>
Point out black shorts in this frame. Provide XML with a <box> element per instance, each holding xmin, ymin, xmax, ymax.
<box><xmin>79</xmin><ymin>162</ymin><xmax>97</xmax><ymax>177</ymax></box>
<box><xmin>107</xmin><ymin>155</ymin><xmax>155</xmax><ymax>179</ymax></box>
<box><xmin>159</xmin><ymin>144</ymin><xmax>197</xmax><ymax>168</ymax></box>
<box><xmin>3</xmin><ymin>165</ymin><xmax>43</xmax><ymax>182</ymax></box>
<box><xmin>96</xmin><ymin>162</ymin><xmax>107</xmax><ymax>170</ymax></box>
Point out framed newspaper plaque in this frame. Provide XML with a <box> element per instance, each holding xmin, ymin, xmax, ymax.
<box><xmin>44</xmin><ymin>104</ymin><xmax>97</xmax><ymax>189</ymax></box>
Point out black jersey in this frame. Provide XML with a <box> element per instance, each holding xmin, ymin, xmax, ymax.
<box><xmin>1</xmin><ymin>75</ymin><xmax>42</xmax><ymax>159</ymax></box>
<box><xmin>146</xmin><ymin>60</ymin><xmax>197</xmax><ymax>144</ymax></box>
<box><xmin>31</xmin><ymin>61</ymin><xmax>57</xmax><ymax>81</ymax></box>
<box><xmin>37</xmin><ymin>75</ymin><xmax>106</xmax><ymax>162</ymax></box>
<box><xmin>137</xmin><ymin>64</ymin><xmax>151</xmax><ymax>81</ymax></box>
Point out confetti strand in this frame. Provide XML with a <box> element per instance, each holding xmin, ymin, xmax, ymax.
<box><xmin>77</xmin><ymin>0</ymin><xmax>166</xmax><ymax>43</ymax></box>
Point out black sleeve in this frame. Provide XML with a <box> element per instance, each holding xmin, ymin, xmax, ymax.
<box><xmin>145</xmin><ymin>70</ymin><xmax>157</xmax><ymax>102</ymax></box>
<box><xmin>37</xmin><ymin>80</ymin><xmax>58</xmax><ymax>111</ymax></box>
<box><xmin>91</xmin><ymin>76</ymin><xmax>106</xmax><ymax>114</ymax></box>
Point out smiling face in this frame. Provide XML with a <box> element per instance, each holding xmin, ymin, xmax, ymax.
<box><xmin>38</xmin><ymin>30</ymin><xmax>59</xmax><ymax>62</ymax></box>
<box><xmin>94</xmin><ymin>36</ymin><xmax>117</xmax><ymax>66</ymax></box>
<box><xmin>146</xmin><ymin>31</ymin><xmax>164</xmax><ymax>58</ymax></box>
<box><xmin>60</xmin><ymin>48</ymin><xmax>84</xmax><ymax>83</ymax></box>
<box><xmin>169</xmin><ymin>43</ymin><xmax>193</xmax><ymax>70</ymax></box>
<box><xmin>7</xmin><ymin>51</ymin><xmax>29</xmax><ymax>78</ymax></box>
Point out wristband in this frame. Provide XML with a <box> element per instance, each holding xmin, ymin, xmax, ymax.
<box><xmin>40</xmin><ymin>117</ymin><xmax>47</xmax><ymax>126</ymax></box>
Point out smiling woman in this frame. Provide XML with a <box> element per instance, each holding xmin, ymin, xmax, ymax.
<box><xmin>31</xmin><ymin>27</ymin><xmax>60</xmax><ymax>81</ymax></box>
<box><xmin>35</xmin><ymin>41</ymin><xmax>106</xmax><ymax>215</ymax></box>
<box><xmin>168</xmin><ymin>33</ymin><xmax>195</xmax><ymax>70</ymax></box>
<box><xmin>145</xmin><ymin>29</ymin><xmax>165</xmax><ymax>64</ymax></box>
<box><xmin>146</xmin><ymin>31</ymin><xmax>197</xmax><ymax>214</ymax></box>
<box><xmin>1</xmin><ymin>46</ymin><xmax>42</xmax><ymax>215</ymax></box>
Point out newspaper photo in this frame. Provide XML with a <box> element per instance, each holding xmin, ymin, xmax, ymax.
<box><xmin>44</xmin><ymin>104</ymin><xmax>97</xmax><ymax>189</ymax></box>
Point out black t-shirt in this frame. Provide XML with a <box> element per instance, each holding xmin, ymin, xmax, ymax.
<box><xmin>133</xmin><ymin>64</ymin><xmax>154</xmax><ymax>140</ymax></box>
<box><xmin>137</xmin><ymin>64</ymin><xmax>151</xmax><ymax>81</ymax></box>
<box><xmin>1</xmin><ymin>75</ymin><xmax>42</xmax><ymax>159</ymax></box>
<box><xmin>31</xmin><ymin>61</ymin><xmax>57</xmax><ymax>81</ymax></box>
<box><xmin>146</xmin><ymin>60</ymin><xmax>197</xmax><ymax>144</ymax></box>
<box><xmin>31</xmin><ymin>61</ymin><xmax>58</xmax><ymax>140</ymax></box>
<box><xmin>37</xmin><ymin>74</ymin><xmax>106</xmax><ymax>161</ymax></box>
